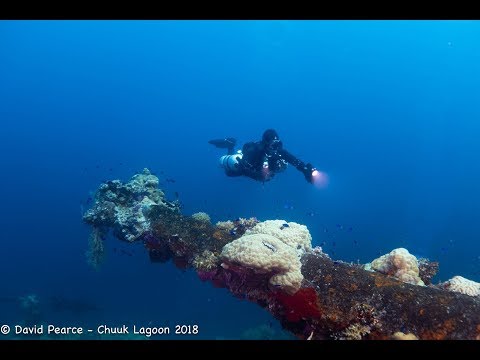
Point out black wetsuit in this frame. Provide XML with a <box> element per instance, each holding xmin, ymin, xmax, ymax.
<box><xmin>238</xmin><ymin>140</ymin><xmax>311</xmax><ymax>182</ymax></box>
<box><xmin>210</xmin><ymin>134</ymin><xmax>315</xmax><ymax>183</ymax></box>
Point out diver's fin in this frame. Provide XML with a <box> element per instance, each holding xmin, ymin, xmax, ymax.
<box><xmin>208</xmin><ymin>138</ymin><xmax>236</xmax><ymax>149</ymax></box>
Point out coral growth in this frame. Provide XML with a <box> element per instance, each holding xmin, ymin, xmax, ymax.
<box><xmin>218</xmin><ymin>219</ymin><xmax>314</xmax><ymax>295</ymax></box>
<box><xmin>192</xmin><ymin>250</ymin><xmax>219</xmax><ymax>272</ymax></box>
<box><xmin>367</xmin><ymin>248</ymin><xmax>424</xmax><ymax>286</ymax></box>
<box><xmin>215</xmin><ymin>220</ymin><xmax>235</xmax><ymax>232</ymax></box>
<box><xmin>391</xmin><ymin>331</ymin><xmax>418</xmax><ymax>340</ymax></box>
<box><xmin>273</xmin><ymin>287</ymin><xmax>322</xmax><ymax>322</ymax></box>
<box><xmin>336</xmin><ymin>323</ymin><xmax>372</xmax><ymax>340</ymax></box>
<box><xmin>438</xmin><ymin>276</ymin><xmax>480</xmax><ymax>297</ymax></box>
<box><xmin>142</xmin><ymin>232</ymin><xmax>173</xmax><ymax>263</ymax></box>
<box><xmin>86</xmin><ymin>227</ymin><xmax>106</xmax><ymax>270</ymax></box>
<box><xmin>82</xmin><ymin>168</ymin><xmax>179</xmax><ymax>243</ymax></box>
<box><xmin>221</xmin><ymin>234</ymin><xmax>303</xmax><ymax>294</ymax></box>
<box><xmin>246</xmin><ymin>219</ymin><xmax>312</xmax><ymax>253</ymax></box>
<box><xmin>191</xmin><ymin>212</ymin><xmax>211</xmax><ymax>224</ymax></box>
<box><xmin>215</xmin><ymin>217</ymin><xmax>259</xmax><ymax>237</ymax></box>
<box><xmin>418</xmin><ymin>258</ymin><xmax>439</xmax><ymax>285</ymax></box>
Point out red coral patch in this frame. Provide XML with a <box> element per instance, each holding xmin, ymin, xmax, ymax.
<box><xmin>274</xmin><ymin>287</ymin><xmax>322</xmax><ymax>322</ymax></box>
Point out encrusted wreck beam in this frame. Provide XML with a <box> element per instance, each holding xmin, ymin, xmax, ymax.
<box><xmin>284</xmin><ymin>253</ymin><xmax>480</xmax><ymax>340</ymax></box>
<box><xmin>83</xmin><ymin>169</ymin><xmax>480</xmax><ymax>340</ymax></box>
<box><xmin>192</xmin><ymin>250</ymin><xmax>480</xmax><ymax>340</ymax></box>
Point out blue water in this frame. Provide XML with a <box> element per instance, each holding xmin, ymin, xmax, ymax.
<box><xmin>1</xmin><ymin>20</ymin><xmax>479</xmax><ymax>340</ymax></box>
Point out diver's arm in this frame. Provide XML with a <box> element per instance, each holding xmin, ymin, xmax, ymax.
<box><xmin>278</xmin><ymin>148</ymin><xmax>316</xmax><ymax>183</ymax></box>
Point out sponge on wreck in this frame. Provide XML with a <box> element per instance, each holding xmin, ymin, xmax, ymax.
<box><xmin>439</xmin><ymin>276</ymin><xmax>480</xmax><ymax>297</ymax></box>
<box><xmin>220</xmin><ymin>233</ymin><xmax>303</xmax><ymax>295</ymax></box>
<box><xmin>246</xmin><ymin>219</ymin><xmax>312</xmax><ymax>253</ymax></box>
<box><xmin>368</xmin><ymin>248</ymin><xmax>425</xmax><ymax>286</ymax></box>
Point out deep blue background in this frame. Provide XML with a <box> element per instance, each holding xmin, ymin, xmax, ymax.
<box><xmin>0</xmin><ymin>20</ymin><xmax>479</xmax><ymax>339</ymax></box>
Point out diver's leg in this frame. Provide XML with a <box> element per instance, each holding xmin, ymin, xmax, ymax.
<box><xmin>209</xmin><ymin>138</ymin><xmax>237</xmax><ymax>155</ymax></box>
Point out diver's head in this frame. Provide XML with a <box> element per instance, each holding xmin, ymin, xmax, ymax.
<box><xmin>262</xmin><ymin>129</ymin><xmax>282</xmax><ymax>153</ymax></box>
<box><xmin>262</xmin><ymin>129</ymin><xmax>279</xmax><ymax>144</ymax></box>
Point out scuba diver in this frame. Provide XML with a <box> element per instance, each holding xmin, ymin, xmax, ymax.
<box><xmin>209</xmin><ymin>129</ymin><xmax>319</xmax><ymax>184</ymax></box>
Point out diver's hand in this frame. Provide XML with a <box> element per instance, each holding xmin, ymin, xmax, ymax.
<box><xmin>302</xmin><ymin>163</ymin><xmax>315</xmax><ymax>183</ymax></box>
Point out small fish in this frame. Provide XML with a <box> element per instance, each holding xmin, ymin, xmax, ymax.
<box><xmin>283</xmin><ymin>203</ymin><xmax>294</xmax><ymax>210</ymax></box>
<box><xmin>336</xmin><ymin>224</ymin><xmax>343</xmax><ymax>230</ymax></box>
<box><xmin>353</xmin><ymin>239</ymin><xmax>358</xmax><ymax>246</ymax></box>
<box><xmin>324</xmin><ymin>228</ymin><xmax>328</xmax><ymax>233</ymax></box>
<box><xmin>280</xmin><ymin>223</ymin><xmax>289</xmax><ymax>230</ymax></box>
<box><xmin>174</xmin><ymin>192</ymin><xmax>179</xmax><ymax>198</ymax></box>
<box><xmin>347</xmin><ymin>227</ymin><xmax>353</xmax><ymax>232</ymax></box>
<box><xmin>262</xmin><ymin>241</ymin><xmax>277</xmax><ymax>252</ymax></box>
<box><xmin>306</xmin><ymin>212</ymin><xmax>315</xmax><ymax>217</ymax></box>
<box><xmin>229</xmin><ymin>229</ymin><xmax>237</xmax><ymax>236</ymax></box>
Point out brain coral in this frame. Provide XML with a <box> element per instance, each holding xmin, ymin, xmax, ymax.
<box><xmin>368</xmin><ymin>248</ymin><xmax>424</xmax><ymax>286</ymax></box>
<box><xmin>220</xmin><ymin>233</ymin><xmax>303</xmax><ymax>294</ymax></box>
<box><xmin>191</xmin><ymin>212</ymin><xmax>211</xmax><ymax>223</ymax></box>
<box><xmin>245</xmin><ymin>219</ymin><xmax>312</xmax><ymax>253</ymax></box>
<box><xmin>439</xmin><ymin>276</ymin><xmax>480</xmax><ymax>297</ymax></box>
